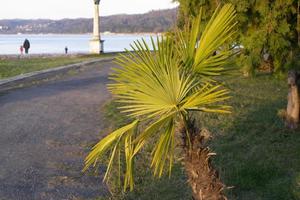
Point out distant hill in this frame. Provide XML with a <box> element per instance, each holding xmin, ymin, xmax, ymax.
<box><xmin>0</xmin><ymin>8</ymin><xmax>177</xmax><ymax>34</ymax></box>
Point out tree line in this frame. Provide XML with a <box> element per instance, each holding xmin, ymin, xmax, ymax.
<box><xmin>0</xmin><ymin>8</ymin><xmax>177</xmax><ymax>34</ymax></box>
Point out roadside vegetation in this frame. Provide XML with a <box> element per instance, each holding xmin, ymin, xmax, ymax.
<box><xmin>100</xmin><ymin>75</ymin><xmax>300</xmax><ymax>200</ymax></box>
<box><xmin>0</xmin><ymin>53</ymin><xmax>115</xmax><ymax>79</ymax></box>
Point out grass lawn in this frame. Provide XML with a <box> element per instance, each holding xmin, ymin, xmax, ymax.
<box><xmin>0</xmin><ymin>53</ymin><xmax>115</xmax><ymax>79</ymax></box>
<box><xmin>98</xmin><ymin>74</ymin><xmax>300</xmax><ymax>200</ymax></box>
<box><xmin>198</xmin><ymin>75</ymin><xmax>300</xmax><ymax>200</ymax></box>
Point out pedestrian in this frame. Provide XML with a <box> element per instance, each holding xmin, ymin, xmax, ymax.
<box><xmin>20</xmin><ymin>45</ymin><xmax>24</xmax><ymax>55</ymax></box>
<box><xmin>23</xmin><ymin>39</ymin><xmax>30</xmax><ymax>54</ymax></box>
<box><xmin>65</xmin><ymin>46</ymin><xmax>68</xmax><ymax>54</ymax></box>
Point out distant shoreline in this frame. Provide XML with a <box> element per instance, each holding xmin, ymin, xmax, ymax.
<box><xmin>0</xmin><ymin>8</ymin><xmax>176</xmax><ymax>36</ymax></box>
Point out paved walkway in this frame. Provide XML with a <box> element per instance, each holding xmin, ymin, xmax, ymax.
<box><xmin>0</xmin><ymin>60</ymin><xmax>115</xmax><ymax>200</ymax></box>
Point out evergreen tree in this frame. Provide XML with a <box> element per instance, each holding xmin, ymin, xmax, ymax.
<box><xmin>175</xmin><ymin>0</ymin><xmax>300</xmax><ymax>75</ymax></box>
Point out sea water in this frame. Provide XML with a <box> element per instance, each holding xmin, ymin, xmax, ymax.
<box><xmin>0</xmin><ymin>34</ymin><xmax>155</xmax><ymax>55</ymax></box>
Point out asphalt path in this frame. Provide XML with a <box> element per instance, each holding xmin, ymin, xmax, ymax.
<box><xmin>0</xmin><ymin>60</ymin><xmax>115</xmax><ymax>200</ymax></box>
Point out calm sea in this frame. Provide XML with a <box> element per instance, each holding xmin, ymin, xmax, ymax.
<box><xmin>0</xmin><ymin>34</ymin><xmax>155</xmax><ymax>55</ymax></box>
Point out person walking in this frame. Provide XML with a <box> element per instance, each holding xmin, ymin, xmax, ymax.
<box><xmin>23</xmin><ymin>39</ymin><xmax>30</xmax><ymax>54</ymax></box>
<box><xmin>65</xmin><ymin>46</ymin><xmax>68</xmax><ymax>54</ymax></box>
<box><xmin>19</xmin><ymin>45</ymin><xmax>24</xmax><ymax>55</ymax></box>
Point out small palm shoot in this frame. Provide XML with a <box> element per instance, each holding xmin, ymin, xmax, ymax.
<box><xmin>84</xmin><ymin>4</ymin><xmax>237</xmax><ymax>199</ymax></box>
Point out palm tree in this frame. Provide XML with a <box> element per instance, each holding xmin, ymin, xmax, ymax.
<box><xmin>84</xmin><ymin>4</ymin><xmax>237</xmax><ymax>200</ymax></box>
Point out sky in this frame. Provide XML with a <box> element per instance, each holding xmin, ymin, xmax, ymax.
<box><xmin>0</xmin><ymin>0</ymin><xmax>178</xmax><ymax>20</ymax></box>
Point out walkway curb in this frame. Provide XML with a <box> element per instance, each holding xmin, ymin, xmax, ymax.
<box><xmin>0</xmin><ymin>57</ymin><xmax>114</xmax><ymax>93</ymax></box>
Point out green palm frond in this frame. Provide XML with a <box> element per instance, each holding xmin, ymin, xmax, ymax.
<box><xmin>151</xmin><ymin>119</ymin><xmax>175</xmax><ymax>178</ymax></box>
<box><xmin>111</xmin><ymin>38</ymin><xmax>231</xmax><ymax>117</ymax></box>
<box><xmin>133</xmin><ymin>113</ymin><xmax>176</xmax><ymax>156</ymax></box>
<box><xmin>84</xmin><ymin>3</ymin><xmax>237</xmax><ymax>191</ymax></box>
<box><xmin>124</xmin><ymin>133</ymin><xmax>135</xmax><ymax>190</ymax></box>
<box><xmin>181</xmin><ymin>84</ymin><xmax>231</xmax><ymax>113</ymax></box>
<box><xmin>83</xmin><ymin>120</ymin><xmax>138</xmax><ymax>190</ymax></box>
<box><xmin>194</xmin><ymin>4</ymin><xmax>237</xmax><ymax>74</ymax></box>
<box><xmin>110</xmin><ymin>37</ymin><xmax>198</xmax><ymax>118</ymax></box>
<box><xmin>176</xmin><ymin>4</ymin><xmax>237</xmax><ymax>77</ymax></box>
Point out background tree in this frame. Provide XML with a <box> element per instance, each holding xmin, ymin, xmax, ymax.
<box><xmin>175</xmin><ymin>0</ymin><xmax>219</xmax><ymax>28</ymax></box>
<box><xmin>175</xmin><ymin>0</ymin><xmax>300</xmax><ymax>76</ymax></box>
<box><xmin>84</xmin><ymin>4</ymin><xmax>237</xmax><ymax>200</ymax></box>
<box><xmin>237</xmin><ymin>0</ymin><xmax>299</xmax><ymax>76</ymax></box>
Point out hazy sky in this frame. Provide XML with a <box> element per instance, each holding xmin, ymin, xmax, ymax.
<box><xmin>0</xmin><ymin>0</ymin><xmax>178</xmax><ymax>20</ymax></box>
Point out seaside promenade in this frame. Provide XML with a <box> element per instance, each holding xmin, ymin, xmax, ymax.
<box><xmin>0</xmin><ymin>59</ymin><xmax>114</xmax><ymax>199</ymax></box>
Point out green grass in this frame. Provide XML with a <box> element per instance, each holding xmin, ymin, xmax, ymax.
<box><xmin>98</xmin><ymin>75</ymin><xmax>300</xmax><ymax>200</ymax></box>
<box><xmin>0</xmin><ymin>53</ymin><xmax>115</xmax><ymax>79</ymax></box>
<box><xmin>199</xmin><ymin>75</ymin><xmax>300</xmax><ymax>200</ymax></box>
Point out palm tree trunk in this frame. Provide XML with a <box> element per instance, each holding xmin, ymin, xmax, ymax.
<box><xmin>180</xmin><ymin>119</ymin><xmax>227</xmax><ymax>200</ymax></box>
